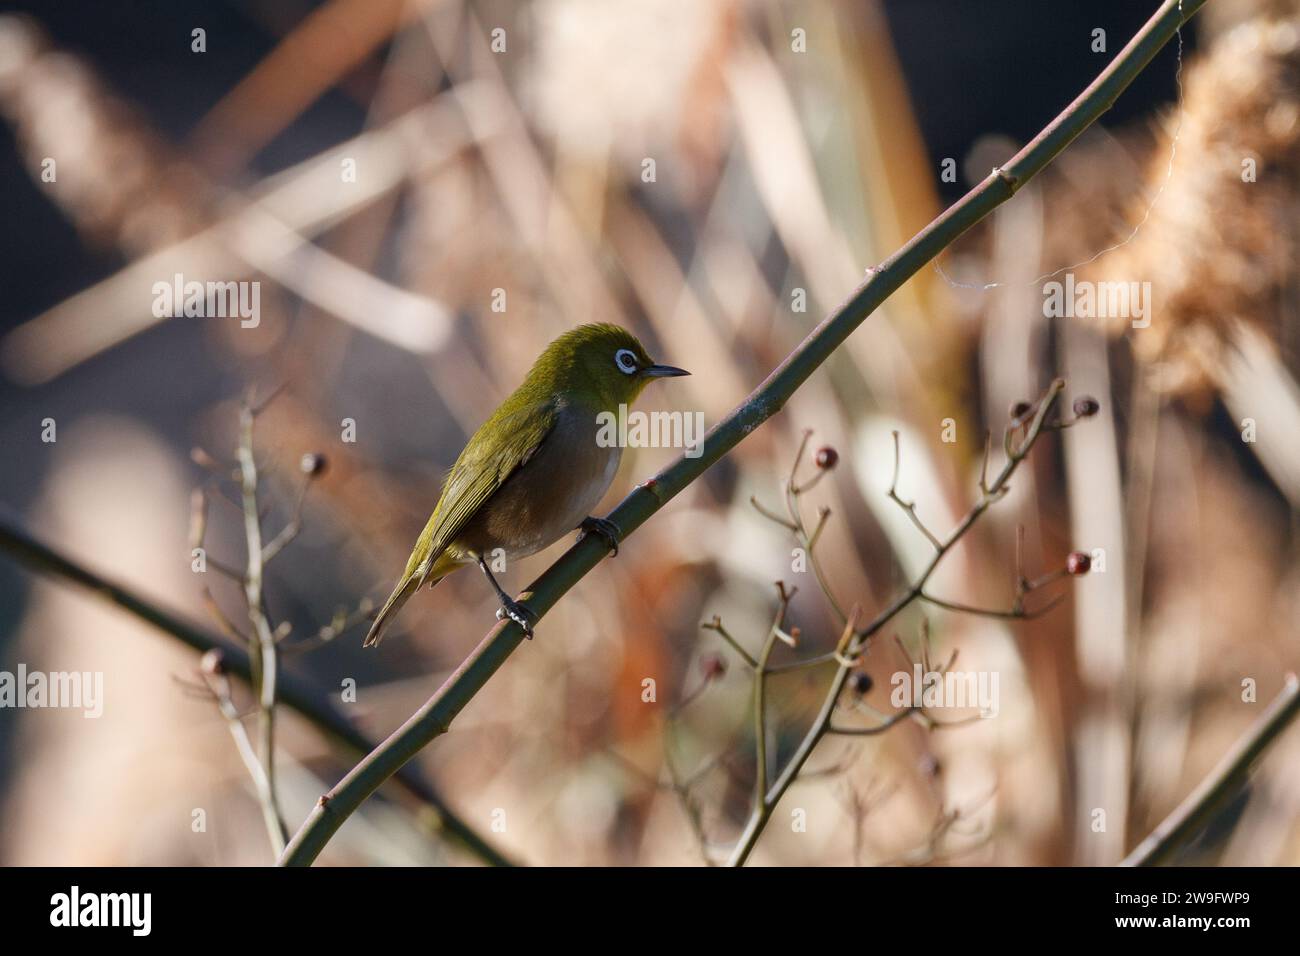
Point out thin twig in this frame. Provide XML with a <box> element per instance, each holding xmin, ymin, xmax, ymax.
<box><xmin>752</xmin><ymin>432</ymin><xmax>850</xmax><ymax>624</ymax></box>
<box><xmin>753</xmin><ymin>584</ymin><xmax>795</xmax><ymax>801</ymax></box>
<box><xmin>281</xmin><ymin>598</ymin><xmax>375</xmax><ymax>655</ymax></box>
<box><xmin>261</xmin><ymin>472</ymin><xmax>312</xmax><ymax>565</ymax></box>
<box><xmin>827</xmin><ymin>710</ymin><xmax>914</xmax><ymax>736</ymax></box>
<box><xmin>766</xmin><ymin>651</ymin><xmax>838</xmax><ymax>675</ymax></box>
<box><xmin>701</xmin><ymin>616</ymin><xmax>759</xmax><ymax>669</ymax></box>
<box><xmin>236</xmin><ymin>400</ymin><xmax>290</xmax><ymax>851</ymax></box>
<box><xmin>205</xmin><ymin>557</ymin><xmax>246</xmax><ymax>581</ymax></box>
<box><xmin>202</xmin><ymin>660</ymin><xmax>288</xmax><ymax>856</ymax></box>
<box><xmin>919</xmin><ymin>590</ymin><xmax>1066</xmax><ymax>621</ymax></box>
<box><xmin>887</xmin><ymin>431</ymin><xmax>943</xmax><ymax>551</ymax></box>
<box><xmin>662</xmin><ymin>731</ymin><xmax>721</xmax><ymax>865</ymax></box>
<box><xmin>749</xmin><ymin>495</ymin><xmax>796</xmax><ymax>531</ymax></box>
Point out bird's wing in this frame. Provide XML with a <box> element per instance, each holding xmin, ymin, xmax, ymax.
<box><xmin>404</xmin><ymin>396</ymin><xmax>559</xmax><ymax>581</ymax></box>
<box><xmin>364</xmin><ymin>397</ymin><xmax>558</xmax><ymax>648</ymax></box>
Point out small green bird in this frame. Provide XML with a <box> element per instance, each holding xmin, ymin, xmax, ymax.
<box><xmin>363</xmin><ymin>323</ymin><xmax>689</xmax><ymax>647</ymax></box>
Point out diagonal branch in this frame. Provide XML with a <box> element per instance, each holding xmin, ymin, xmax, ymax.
<box><xmin>1121</xmin><ymin>675</ymin><xmax>1300</xmax><ymax>867</ymax></box>
<box><xmin>278</xmin><ymin>0</ymin><xmax>1209</xmax><ymax>867</ymax></box>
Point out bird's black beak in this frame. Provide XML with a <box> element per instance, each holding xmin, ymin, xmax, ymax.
<box><xmin>643</xmin><ymin>364</ymin><xmax>690</xmax><ymax>378</ymax></box>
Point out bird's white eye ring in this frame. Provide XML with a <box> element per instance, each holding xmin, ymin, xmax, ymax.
<box><xmin>614</xmin><ymin>348</ymin><xmax>638</xmax><ymax>375</ymax></box>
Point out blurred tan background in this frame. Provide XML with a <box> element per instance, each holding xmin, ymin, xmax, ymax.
<box><xmin>0</xmin><ymin>0</ymin><xmax>1298</xmax><ymax>866</ymax></box>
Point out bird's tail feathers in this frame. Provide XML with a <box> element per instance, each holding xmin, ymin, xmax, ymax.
<box><xmin>364</xmin><ymin>568</ymin><xmax>442</xmax><ymax>648</ymax></box>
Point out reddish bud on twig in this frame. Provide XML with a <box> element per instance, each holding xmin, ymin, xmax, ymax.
<box><xmin>699</xmin><ymin>652</ymin><xmax>727</xmax><ymax>681</ymax></box>
<box><xmin>1066</xmin><ymin>551</ymin><xmax>1092</xmax><ymax>575</ymax></box>
<box><xmin>1072</xmin><ymin>396</ymin><xmax>1100</xmax><ymax>418</ymax></box>
<box><xmin>300</xmin><ymin>452</ymin><xmax>328</xmax><ymax>477</ymax></box>
<box><xmin>851</xmin><ymin>672</ymin><xmax>873</xmax><ymax>695</ymax></box>
<box><xmin>814</xmin><ymin>446</ymin><xmax>839</xmax><ymax>470</ymax></box>
<box><xmin>1009</xmin><ymin>401</ymin><xmax>1033</xmax><ymax>420</ymax></box>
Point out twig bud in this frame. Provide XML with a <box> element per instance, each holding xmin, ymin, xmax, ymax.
<box><xmin>200</xmin><ymin>648</ymin><xmax>225</xmax><ymax>676</ymax></box>
<box><xmin>1009</xmin><ymin>401</ymin><xmax>1032</xmax><ymax>420</ymax></box>
<box><xmin>300</xmin><ymin>452</ymin><xmax>328</xmax><ymax>477</ymax></box>
<box><xmin>1072</xmin><ymin>396</ymin><xmax>1100</xmax><ymax>418</ymax></box>
<box><xmin>699</xmin><ymin>652</ymin><xmax>727</xmax><ymax>681</ymax></box>
<box><xmin>814</xmin><ymin>446</ymin><xmax>839</xmax><ymax>470</ymax></box>
<box><xmin>1066</xmin><ymin>551</ymin><xmax>1092</xmax><ymax>575</ymax></box>
<box><xmin>850</xmin><ymin>672</ymin><xmax>873</xmax><ymax>695</ymax></box>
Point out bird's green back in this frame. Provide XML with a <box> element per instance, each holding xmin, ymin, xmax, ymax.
<box><xmin>402</xmin><ymin>395</ymin><xmax>558</xmax><ymax>582</ymax></box>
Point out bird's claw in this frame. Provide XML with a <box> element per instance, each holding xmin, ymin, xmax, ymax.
<box><xmin>496</xmin><ymin>598</ymin><xmax>537</xmax><ymax>638</ymax></box>
<box><xmin>579</xmin><ymin>516</ymin><xmax>622</xmax><ymax>556</ymax></box>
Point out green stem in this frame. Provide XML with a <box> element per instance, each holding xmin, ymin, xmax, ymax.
<box><xmin>279</xmin><ymin>0</ymin><xmax>1209</xmax><ymax>867</ymax></box>
<box><xmin>0</xmin><ymin>511</ymin><xmax>513</xmax><ymax>867</ymax></box>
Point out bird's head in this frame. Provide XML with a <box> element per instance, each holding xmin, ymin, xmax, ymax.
<box><xmin>532</xmin><ymin>323</ymin><xmax>689</xmax><ymax>409</ymax></box>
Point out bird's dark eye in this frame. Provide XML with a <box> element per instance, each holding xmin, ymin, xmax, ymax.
<box><xmin>614</xmin><ymin>348</ymin><xmax>638</xmax><ymax>375</ymax></box>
